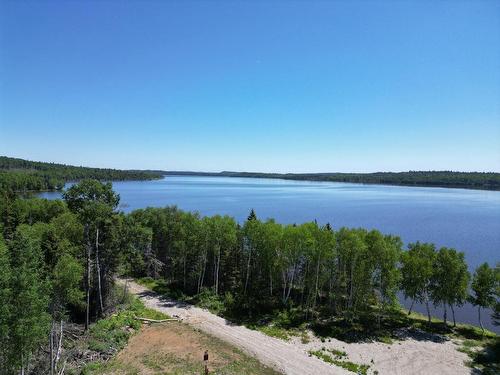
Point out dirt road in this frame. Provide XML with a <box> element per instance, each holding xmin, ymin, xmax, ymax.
<box><xmin>120</xmin><ymin>279</ymin><xmax>469</xmax><ymax>375</ymax></box>
<box><xmin>120</xmin><ymin>279</ymin><xmax>349</xmax><ymax>375</ymax></box>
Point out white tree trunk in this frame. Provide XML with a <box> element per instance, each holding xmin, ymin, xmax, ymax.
<box><xmin>244</xmin><ymin>246</ymin><xmax>252</xmax><ymax>295</ymax></box>
<box><xmin>95</xmin><ymin>228</ymin><xmax>104</xmax><ymax>315</ymax></box>
<box><xmin>85</xmin><ymin>224</ymin><xmax>91</xmax><ymax>331</ymax></box>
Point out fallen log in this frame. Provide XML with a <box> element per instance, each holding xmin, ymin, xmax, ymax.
<box><xmin>133</xmin><ymin>316</ymin><xmax>180</xmax><ymax>323</ymax></box>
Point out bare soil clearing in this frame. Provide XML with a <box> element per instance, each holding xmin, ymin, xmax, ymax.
<box><xmin>100</xmin><ymin>322</ymin><xmax>278</xmax><ymax>375</ymax></box>
<box><xmin>119</xmin><ymin>279</ymin><xmax>470</xmax><ymax>375</ymax></box>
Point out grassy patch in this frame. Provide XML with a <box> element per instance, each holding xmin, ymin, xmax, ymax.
<box><xmin>247</xmin><ymin>319</ymin><xmax>310</xmax><ymax>343</ymax></box>
<box><xmin>79</xmin><ymin>287</ymin><xmax>168</xmax><ymax>374</ymax></box>
<box><xmin>133</xmin><ymin>277</ymin><xmax>499</xmax><ymax>361</ymax></box>
<box><xmin>90</xmin><ymin>320</ymin><xmax>281</xmax><ymax>375</ymax></box>
<box><xmin>88</xmin><ymin>295</ymin><xmax>168</xmax><ymax>352</ymax></box>
<box><xmin>457</xmin><ymin>336</ymin><xmax>500</xmax><ymax>374</ymax></box>
<box><xmin>256</xmin><ymin>325</ymin><xmax>292</xmax><ymax>341</ymax></box>
<box><xmin>310</xmin><ymin>307</ymin><xmax>497</xmax><ymax>344</ymax></box>
<box><xmin>327</xmin><ymin>348</ymin><xmax>347</xmax><ymax>358</ymax></box>
<box><xmin>135</xmin><ymin>277</ymin><xmax>313</xmax><ymax>343</ymax></box>
<box><xmin>309</xmin><ymin>349</ymin><xmax>369</xmax><ymax>374</ymax></box>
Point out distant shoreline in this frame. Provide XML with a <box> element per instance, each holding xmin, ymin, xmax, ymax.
<box><xmin>161</xmin><ymin>170</ymin><xmax>500</xmax><ymax>191</ymax></box>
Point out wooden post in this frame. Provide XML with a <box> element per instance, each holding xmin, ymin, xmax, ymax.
<box><xmin>204</xmin><ymin>350</ymin><xmax>209</xmax><ymax>374</ymax></box>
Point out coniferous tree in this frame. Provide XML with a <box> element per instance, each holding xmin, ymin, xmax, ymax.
<box><xmin>247</xmin><ymin>209</ymin><xmax>257</xmax><ymax>221</ymax></box>
<box><xmin>8</xmin><ymin>225</ymin><xmax>51</xmax><ymax>375</ymax></box>
<box><xmin>0</xmin><ymin>235</ymin><xmax>13</xmax><ymax>372</ymax></box>
<box><xmin>63</xmin><ymin>179</ymin><xmax>119</xmax><ymax>329</ymax></box>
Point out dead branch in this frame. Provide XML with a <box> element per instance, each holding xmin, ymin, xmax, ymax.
<box><xmin>133</xmin><ymin>316</ymin><xmax>180</xmax><ymax>323</ymax></box>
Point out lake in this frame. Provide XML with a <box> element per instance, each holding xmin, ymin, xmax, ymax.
<box><xmin>39</xmin><ymin>175</ymin><xmax>500</xmax><ymax>332</ymax></box>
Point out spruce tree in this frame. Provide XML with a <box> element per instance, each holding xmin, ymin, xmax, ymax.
<box><xmin>0</xmin><ymin>235</ymin><xmax>13</xmax><ymax>372</ymax></box>
<box><xmin>9</xmin><ymin>225</ymin><xmax>51</xmax><ymax>374</ymax></box>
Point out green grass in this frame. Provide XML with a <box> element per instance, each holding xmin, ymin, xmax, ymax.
<box><xmin>456</xmin><ymin>336</ymin><xmax>500</xmax><ymax>374</ymax></box>
<box><xmin>309</xmin><ymin>349</ymin><xmax>369</xmax><ymax>374</ymax></box>
<box><xmin>88</xmin><ymin>295</ymin><xmax>168</xmax><ymax>352</ymax></box>
<box><xmin>310</xmin><ymin>307</ymin><xmax>497</xmax><ymax>345</ymax></box>
<box><xmin>89</xmin><ymin>319</ymin><xmax>281</xmax><ymax>375</ymax></box>
<box><xmin>136</xmin><ymin>277</ymin><xmax>313</xmax><ymax>343</ymax></box>
<box><xmin>134</xmin><ymin>277</ymin><xmax>499</xmax><ymax>371</ymax></box>
<box><xmin>256</xmin><ymin>325</ymin><xmax>293</xmax><ymax>341</ymax></box>
<box><xmin>327</xmin><ymin>348</ymin><xmax>347</xmax><ymax>358</ymax></box>
<box><xmin>80</xmin><ymin>287</ymin><xmax>169</xmax><ymax>374</ymax></box>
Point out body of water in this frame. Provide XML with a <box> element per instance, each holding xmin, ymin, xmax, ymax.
<box><xmin>39</xmin><ymin>176</ymin><xmax>500</xmax><ymax>332</ymax></box>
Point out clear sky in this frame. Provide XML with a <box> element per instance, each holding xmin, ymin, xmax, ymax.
<box><xmin>1</xmin><ymin>0</ymin><xmax>499</xmax><ymax>173</ymax></box>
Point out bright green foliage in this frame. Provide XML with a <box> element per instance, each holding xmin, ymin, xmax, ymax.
<box><xmin>470</xmin><ymin>263</ymin><xmax>498</xmax><ymax>331</ymax></box>
<box><xmin>401</xmin><ymin>242</ymin><xmax>436</xmax><ymax>322</ymax></box>
<box><xmin>1</xmin><ymin>173</ymin><xmax>497</xmax><ymax>374</ymax></box>
<box><xmin>309</xmin><ymin>349</ymin><xmax>369</xmax><ymax>374</ymax></box>
<box><xmin>335</xmin><ymin>228</ymin><xmax>371</xmax><ymax>316</ymax></box>
<box><xmin>88</xmin><ymin>296</ymin><xmax>168</xmax><ymax>353</ymax></box>
<box><xmin>63</xmin><ymin>179</ymin><xmax>119</xmax><ymax>222</ymax></box>
<box><xmin>119</xmin><ymin>219</ymin><xmax>153</xmax><ymax>277</ymax></box>
<box><xmin>63</xmin><ymin>179</ymin><xmax>122</xmax><ymax>324</ymax></box>
<box><xmin>125</xmin><ymin>209</ymin><xmax>404</xmax><ymax>324</ymax></box>
<box><xmin>52</xmin><ymin>253</ymin><xmax>85</xmax><ymax>315</ymax></box>
<box><xmin>431</xmin><ymin>247</ymin><xmax>470</xmax><ymax>325</ymax></box>
<box><xmin>493</xmin><ymin>263</ymin><xmax>500</xmax><ymax>326</ymax></box>
<box><xmin>367</xmin><ymin>232</ymin><xmax>402</xmax><ymax>308</ymax></box>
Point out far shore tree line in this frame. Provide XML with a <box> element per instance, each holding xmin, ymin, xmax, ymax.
<box><xmin>0</xmin><ymin>156</ymin><xmax>162</xmax><ymax>192</ymax></box>
<box><xmin>0</xmin><ymin>179</ymin><xmax>499</xmax><ymax>374</ymax></box>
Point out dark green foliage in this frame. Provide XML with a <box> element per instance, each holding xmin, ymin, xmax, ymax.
<box><xmin>5</xmin><ymin>225</ymin><xmax>51</xmax><ymax>374</ymax></box>
<box><xmin>0</xmin><ymin>155</ymin><xmax>162</xmax><ymax>192</ymax></box>
<box><xmin>493</xmin><ymin>263</ymin><xmax>500</xmax><ymax>326</ymax></box>
<box><xmin>0</xmin><ymin>175</ymin><xmax>497</xmax><ymax>374</ymax></box>
<box><xmin>0</xmin><ymin>235</ymin><xmax>12</xmax><ymax>371</ymax></box>
<box><xmin>63</xmin><ymin>179</ymin><xmax>122</xmax><ymax>326</ymax></box>
<box><xmin>164</xmin><ymin>170</ymin><xmax>500</xmax><ymax>190</ymax></box>
<box><xmin>247</xmin><ymin>209</ymin><xmax>257</xmax><ymax>221</ymax></box>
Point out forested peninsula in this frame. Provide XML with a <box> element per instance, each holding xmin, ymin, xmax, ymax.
<box><xmin>165</xmin><ymin>170</ymin><xmax>500</xmax><ymax>190</ymax></box>
<box><xmin>0</xmin><ymin>156</ymin><xmax>163</xmax><ymax>192</ymax></box>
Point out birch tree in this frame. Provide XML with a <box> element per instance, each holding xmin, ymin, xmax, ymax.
<box><xmin>401</xmin><ymin>242</ymin><xmax>436</xmax><ymax>323</ymax></box>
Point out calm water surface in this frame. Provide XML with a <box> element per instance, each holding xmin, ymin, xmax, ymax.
<box><xmin>39</xmin><ymin>176</ymin><xmax>500</xmax><ymax>332</ymax></box>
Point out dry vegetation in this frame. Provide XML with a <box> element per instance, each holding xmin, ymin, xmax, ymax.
<box><xmin>87</xmin><ymin>322</ymin><xmax>280</xmax><ymax>375</ymax></box>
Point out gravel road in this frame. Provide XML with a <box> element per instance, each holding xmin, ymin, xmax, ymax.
<box><xmin>119</xmin><ymin>279</ymin><xmax>469</xmax><ymax>375</ymax></box>
<box><xmin>119</xmin><ymin>279</ymin><xmax>348</xmax><ymax>375</ymax></box>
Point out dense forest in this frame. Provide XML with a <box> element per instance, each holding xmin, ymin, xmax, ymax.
<box><xmin>165</xmin><ymin>170</ymin><xmax>500</xmax><ymax>190</ymax></box>
<box><xmin>0</xmin><ymin>156</ymin><xmax>163</xmax><ymax>192</ymax></box>
<box><xmin>0</xmin><ymin>177</ymin><xmax>499</xmax><ymax>374</ymax></box>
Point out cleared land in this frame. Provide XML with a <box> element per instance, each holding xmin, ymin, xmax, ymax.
<box><xmin>95</xmin><ymin>322</ymin><xmax>279</xmax><ymax>375</ymax></box>
<box><xmin>120</xmin><ymin>279</ymin><xmax>471</xmax><ymax>375</ymax></box>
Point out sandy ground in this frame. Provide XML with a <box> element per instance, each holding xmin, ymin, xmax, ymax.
<box><xmin>111</xmin><ymin>322</ymin><xmax>276</xmax><ymax>374</ymax></box>
<box><xmin>119</xmin><ymin>279</ymin><xmax>470</xmax><ymax>375</ymax></box>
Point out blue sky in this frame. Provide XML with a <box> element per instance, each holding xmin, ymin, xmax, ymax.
<box><xmin>1</xmin><ymin>1</ymin><xmax>499</xmax><ymax>172</ymax></box>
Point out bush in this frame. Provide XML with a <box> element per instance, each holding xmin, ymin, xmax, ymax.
<box><xmin>196</xmin><ymin>288</ymin><xmax>225</xmax><ymax>315</ymax></box>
